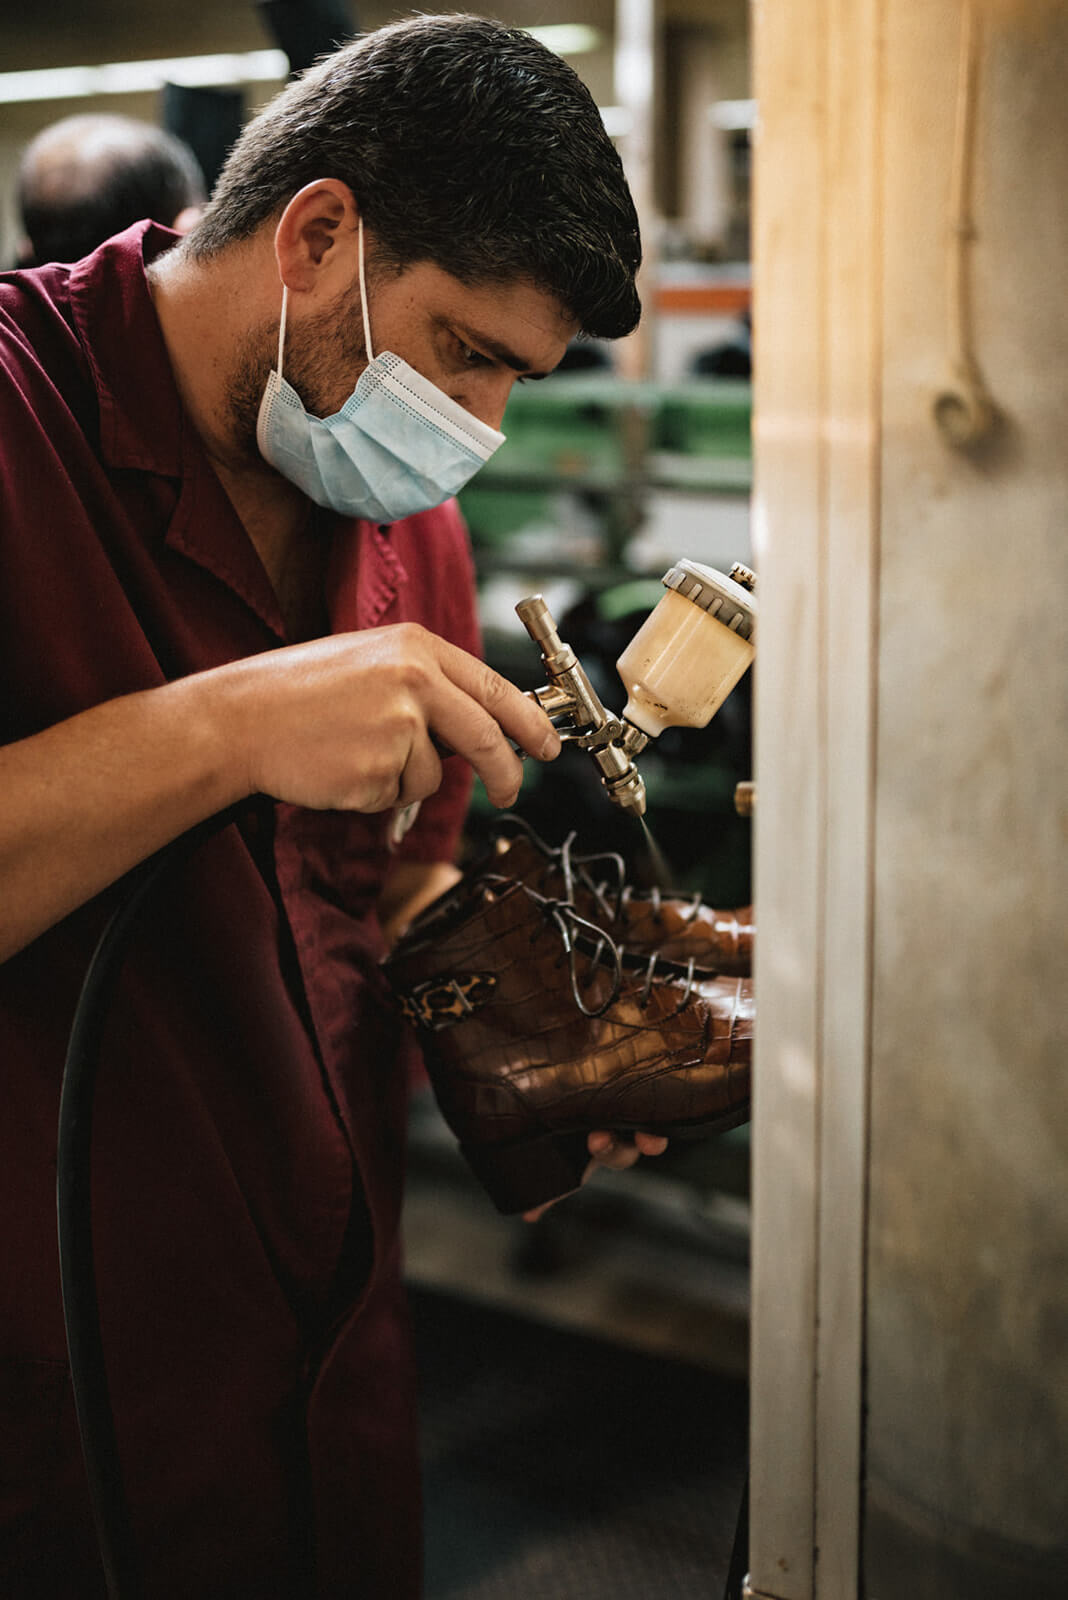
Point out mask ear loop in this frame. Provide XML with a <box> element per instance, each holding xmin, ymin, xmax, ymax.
<box><xmin>275</xmin><ymin>213</ymin><xmax>368</xmax><ymax>387</ymax></box>
<box><xmin>276</xmin><ymin>285</ymin><xmax>288</xmax><ymax>383</ymax></box>
<box><xmin>357</xmin><ymin>215</ymin><xmax>375</xmax><ymax>362</ymax></box>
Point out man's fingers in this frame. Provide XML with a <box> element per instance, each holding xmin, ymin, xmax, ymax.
<box><xmin>428</xmin><ymin>635</ymin><xmax>561</xmax><ymax>764</ymax></box>
<box><xmin>521</xmin><ymin>1134</ymin><xmax>670</xmax><ymax>1222</ymax></box>
<box><xmin>477</xmin><ymin>668</ymin><xmax>561</xmax><ymax>762</ymax></box>
<box><xmin>586</xmin><ymin>1131</ymin><xmax>669</xmax><ymax>1170</ymax></box>
<box><xmin>394</xmin><ymin>732</ymin><xmax>444</xmax><ymax>809</ymax></box>
<box><xmin>223</xmin><ymin>624</ymin><xmax>560</xmax><ymax>817</ymax></box>
<box><xmin>634</xmin><ymin>1132</ymin><xmax>669</xmax><ymax>1157</ymax></box>
<box><xmin>423</xmin><ymin>667</ymin><xmax>552</xmax><ymax>808</ymax></box>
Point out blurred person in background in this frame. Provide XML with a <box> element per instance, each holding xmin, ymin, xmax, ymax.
<box><xmin>14</xmin><ymin>112</ymin><xmax>206</xmax><ymax>267</ymax></box>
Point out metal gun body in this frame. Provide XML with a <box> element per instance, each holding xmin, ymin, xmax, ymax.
<box><xmin>516</xmin><ymin>596</ymin><xmax>648</xmax><ymax>817</ymax></box>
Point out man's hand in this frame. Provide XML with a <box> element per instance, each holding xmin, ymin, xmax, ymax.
<box><xmin>214</xmin><ymin>623</ymin><xmax>559</xmax><ymax>814</ymax></box>
<box><xmin>0</xmin><ymin>625</ymin><xmax>559</xmax><ymax>961</ymax></box>
<box><xmin>521</xmin><ymin>1131</ymin><xmax>669</xmax><ymax>1223</ymax></box>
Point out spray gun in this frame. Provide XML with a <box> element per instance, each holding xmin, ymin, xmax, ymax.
<box><xmin>517</xmin><ymin>559</ymin><xmax>757</xmax><ymax>819</ymax></box>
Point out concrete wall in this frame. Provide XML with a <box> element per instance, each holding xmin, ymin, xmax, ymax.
<box><xmin>749</xmin><ymin>0</ymin><xmax>1067</xmax><ymax>1595</ymax></box>
<box><xmin>865</xmin><ymin>3</ymin><xmax>1068</xmax><ymax>1593</ymax></box>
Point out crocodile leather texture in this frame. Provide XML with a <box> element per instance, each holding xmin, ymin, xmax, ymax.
<box><xmin>383</xmin><ymin>875</ymin><xmax>753</xmax><ymax>1212</ymax></box>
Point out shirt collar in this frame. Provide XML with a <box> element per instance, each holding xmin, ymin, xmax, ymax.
<box><xmin>67</xmin><ymin>220</ymin><xmax>188</xmax><ymax>477</ymax></box>
<box><xmin>64</xmin><ymin>220</ymin><xmax>410</xmax><ymax>636</ymax></box>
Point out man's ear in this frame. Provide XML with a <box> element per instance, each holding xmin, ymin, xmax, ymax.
<box><xmin>273</xmin><ymin>180</ymin><xmax>360</xmax><ymax>294</ymax></box>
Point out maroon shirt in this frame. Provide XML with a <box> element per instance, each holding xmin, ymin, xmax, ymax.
<box><xmin>0</xmin><ymin>224</ymin><xmax>478</xmax><ymax>1597</ymax></box>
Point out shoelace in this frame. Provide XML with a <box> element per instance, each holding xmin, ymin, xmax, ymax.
<box><xmin>532</xmin><ymin>896</ymin><xmax>622</xmax><ymax>1019</ymax></box>
<box><xmin>609</xmin><ymin>878</ymin><xmax>704</xmax><ymax>926</ymax></box>
<box><xmin>495</xmin><ymin>816</ymin><xmax>700</xmax><ymax>928</ymax></box>
<box><xmin>555</xmin><ymin>830</ymin><xmax>622</xmax><ymax>921</ymax></box>
<box><xmin>493</xmin><ymin>815</ymin><xmax>622</xmax><ymax>918</ymax></box>
<box><xmin>533</xmin><ymin>893</ymin><xmax>698</xmax><ymax>1021</ymax></box>
<box><xmin>555</xmin><ymin>829</ymin><xmax>703</xmax><ymax>927</ymax></box>
<box><xmin>492</xmin><ymin>821</ymin><xmax>706</xmax><ymax>1008</ymax></box>
<box><xmin>636</xmin><ymin>950</ymin><xmax>698</xmax><ymax>1016</ymax></box>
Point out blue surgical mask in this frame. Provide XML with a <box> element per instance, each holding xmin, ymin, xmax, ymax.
<box><xmin>256</xmin><ymin>218</ymin><xmax>505</xmax><ymax>521</ymax></box>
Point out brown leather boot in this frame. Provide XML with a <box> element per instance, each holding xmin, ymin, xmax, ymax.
<box><xmin>383</xmin><ymin>874</ymin><xmax>752</xmax><ymax>1214</ymax></box>
<box><xmin>478</xmin><ymin>816</ymin><xmax>754</xmax><ymax>977</ymax></box>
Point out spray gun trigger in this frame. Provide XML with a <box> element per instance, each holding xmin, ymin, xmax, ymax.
<box><xmin>505</xmin><ymin>719</ymin><xmax>587</xmax><ymax>759</ymax></box>
<box><xmin>568</xmin><ymin>719</ymin><xmax>626</xmax><ymax>751</ymax></box>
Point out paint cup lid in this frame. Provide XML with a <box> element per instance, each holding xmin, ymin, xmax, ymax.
<box><xmin>660</xmin><ymin>559</ymin><xmax>757</xmax><ymax>641</ymax></box>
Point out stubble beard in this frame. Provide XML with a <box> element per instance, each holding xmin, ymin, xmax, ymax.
<box><xmin>225</xmin><ymin>281</ymin><xmax>368</xmax><ymax>466</ymax></box>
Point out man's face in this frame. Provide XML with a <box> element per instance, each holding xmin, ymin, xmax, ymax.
<box><xmin>283</xmin><ymin>258</ymin><xmax>576</xmax><ymax>425</ymax></box>
<box><xmin>228</xmin><ymin>252</ymin><xmax>579</xmax><ymax>466</ymax></box>
<box><xmin>327</xmin><ymin>260</ymin><xmax>578</xmax><ymax>430</ymax></box>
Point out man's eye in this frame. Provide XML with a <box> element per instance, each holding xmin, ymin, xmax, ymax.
<box><xmin>455</xmin><ymin>338</ymin><xmax>487</xmax><ymax>367</ymax></box>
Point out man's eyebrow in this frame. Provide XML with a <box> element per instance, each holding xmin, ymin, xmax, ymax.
<box><xmin>454</xmin><ymin>322</ymin><xmax>554</xmax><ymax>379</ymax></box>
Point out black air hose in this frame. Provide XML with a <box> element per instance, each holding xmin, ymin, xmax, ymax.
<box><xmin>57</xmin><ymin>811</ymin><xmax>239</xmax><ymax>1600</ymax></box>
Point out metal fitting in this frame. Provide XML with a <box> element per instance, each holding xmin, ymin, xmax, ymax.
<box><xmin>516</xmin><ymin>595</ymin><xmax>648</xmax><ymax>818</ymax></box>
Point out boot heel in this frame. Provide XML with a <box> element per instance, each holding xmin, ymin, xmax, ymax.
<box><xmin>460</xmin><ymin>1129</ymin><xmax>592</xmax><ymax>1214</ymax></box>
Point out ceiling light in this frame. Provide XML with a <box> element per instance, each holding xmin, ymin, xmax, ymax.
<box><xmin>712</xmin><ymin>99</ymin><xmax>757</xmax><ymax>131</ymax></box>
<box><xmin>525</xmin><ymin>25</ymin><xmax>603</xmax><ymax>57</ymax></box>
<box><xmin>0</xmin><ymin>50</ymin><xmax>288</xmax><ymax>107</ymax></box>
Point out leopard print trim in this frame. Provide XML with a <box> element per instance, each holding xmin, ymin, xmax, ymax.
<box><xmin>397</xmin><ymin>972</ymin><xmax>498</xmax><ymax>1031</ymax></box>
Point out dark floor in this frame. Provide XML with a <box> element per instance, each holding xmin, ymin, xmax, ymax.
<box><xmin>411</xmin><ymin>1285</ymin><xmax>748</xmax><ymax>1600</ymax></box>
<box><xmin>403</xmin><ymin>1090</ymin><xmax>752</xmax><ymax>1379</ymax></box>
<box><xmin>404</xmin><ymin>1089</ymin><xmax>751</xmax><ymax>1598</ymax></box>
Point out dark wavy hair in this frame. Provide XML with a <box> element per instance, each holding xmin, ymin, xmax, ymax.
<box><xmin>188</xmin><ymin>13</ymin><xmax>641</xmax><ymax>339</ymax></box>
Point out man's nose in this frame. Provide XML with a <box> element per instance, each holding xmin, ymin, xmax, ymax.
<box><xmin>453</xmin><ymin>371</ymin><xmax>515</xmax><ymax>433</ymax></box>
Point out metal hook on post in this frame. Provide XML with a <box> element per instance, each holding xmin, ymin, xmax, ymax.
<box><xmin>933</xmin><ymin>0</ymin><xmax>997</xmax><ymax>450</ymax></box>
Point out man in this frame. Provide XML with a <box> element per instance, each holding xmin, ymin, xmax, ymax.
<box><xmin>0</xmin><ymin>15</ymin><xmax>654</xmax><ymax>1597</ymax></box>
<box><xmin>14</xmin><ymin>113</ymin><xmax>206</xmax><ymax>267</ymax></box>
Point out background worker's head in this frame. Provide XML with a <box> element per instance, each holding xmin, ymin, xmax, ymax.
<box><xmin>17</xmin><ymin>113</ymin><xmax>207</xmax><ymax>267</ymax></box>
<box><xmin>188</xmin><ymin>13</ymin><xmax>642</xmax><ymax>342</ymax></box>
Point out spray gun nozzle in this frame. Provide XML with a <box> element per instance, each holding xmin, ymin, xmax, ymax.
<box><xmin>598</xmin><ymin>759</ymin><xmax>647</xmax><ymax>817</ymax></box>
